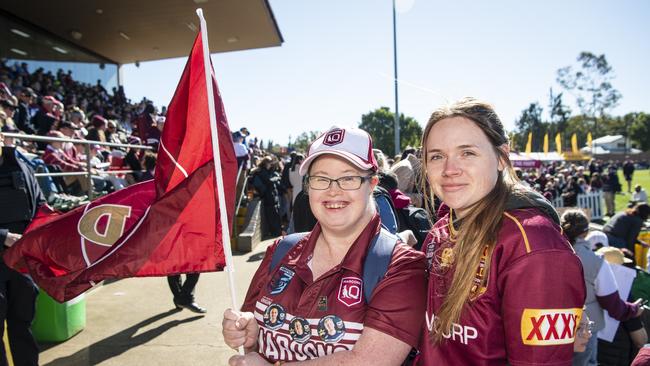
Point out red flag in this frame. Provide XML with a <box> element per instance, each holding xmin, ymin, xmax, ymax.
<box><xmin>3</xmin><ymin>33</ymin><xmax>237</xmax><ymax>302</ymax></box>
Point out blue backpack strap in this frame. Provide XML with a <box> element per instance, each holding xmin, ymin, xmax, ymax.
<box><xmin>374</xmin><ymin>188</ymin><xmax>399</xmax><ymax>234</ymax></box>
<box><xmin>362</xmin><ymin>228</ymin><xmax>400</xmax><ymax>303</ymax></box>
<box><xmin>269</xmin><ymin>232</ymin><xmax>309</xmax><ymax>274</ymax></box>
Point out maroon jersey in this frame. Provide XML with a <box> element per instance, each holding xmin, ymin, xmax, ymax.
<box><xmin>241</xmin><ymin>215</ymin><xmax>427</xmax><ymax>363</ymax></box>
<box><xmin>416</xmin><ymin>208</ymin><xmax>586</xmax><ymax>366</ymax></box>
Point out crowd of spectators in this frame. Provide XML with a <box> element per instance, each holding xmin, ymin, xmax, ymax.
<box><xmin>515</xmin><ymin>159</ymin><xmax>648</xmax><ymax>217</ymax></box>
<box><xmin>0</xmin><ymin>61</ymin><xmax>178</xmax><ymax>209</ymax></box>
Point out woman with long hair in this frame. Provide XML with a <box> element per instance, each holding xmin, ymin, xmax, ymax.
<box><xmin>415</xmin><ymin>98</ymin><xmax>586</xmax><ymax>365</ymax></box>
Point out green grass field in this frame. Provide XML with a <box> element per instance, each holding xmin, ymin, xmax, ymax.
<box><xmin>615</xmin><ymin>168</ymin><xmax>650</xmax><ymax>213</ymax></box>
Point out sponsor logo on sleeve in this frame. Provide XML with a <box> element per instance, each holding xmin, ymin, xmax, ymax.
<box><xmin>337</xmin><ymin>277</ymin><xmax>362</xmax><ymax>307</ymax></box>
<box><xmin>520</xmin><ymin>308</ymin><xmax>582</xmax><ymax>346</ymax></box>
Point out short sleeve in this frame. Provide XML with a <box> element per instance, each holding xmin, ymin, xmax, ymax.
<box><xmin>363</xmin><ymin>244</ymin><xmax>428</xmax><ymax>348</ymax></box>
<box><xmin>499</xmin><ymin>250</ymin><xmax>586</xmax><ymax>366</ymax></box>
<box><xmin>240</xmin><ymin>240</ymin><xmax>279</xmax><ymax>313</ymax></box>
<box><xmin>595</xmin><ymin>261</ymin><xmax>618</xmax><ymax>297</ymax></box>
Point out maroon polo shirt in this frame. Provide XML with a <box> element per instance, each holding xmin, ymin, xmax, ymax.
<box><xmin>416</xmin><ymin>208</ymin><xmax>586</xmax><ymax>366</ymax></box>
<box><xmin>241</xmin><ymin>215</ymin><xmax>427</xmax><ymax>363</ymax></box>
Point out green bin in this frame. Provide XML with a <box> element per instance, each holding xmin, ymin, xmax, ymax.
<box><xmin>32</xmin><ymin>292</ymin><xmax>86</xmax><ymax>342</ymax></box>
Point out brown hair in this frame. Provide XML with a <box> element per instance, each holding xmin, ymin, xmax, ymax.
<box><xmin>626</xmin><ymin>203</ymin><xmax>650</xmax><ymax>221</ymax></box>
<box><xmin>560</xmin><ymin>209</ymin><xmax>590</xmax><ymax>245</ymax></box>
<box><xmin>420</xmin><ymin>97</ymin><xmax>516</xmax><ymax>342</ymax></box>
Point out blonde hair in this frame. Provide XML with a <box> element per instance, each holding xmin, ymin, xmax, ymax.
<box><xmin>420</xmin><ymin>97</ymin><xmax>516</xmax><ymax>342</ymax></box>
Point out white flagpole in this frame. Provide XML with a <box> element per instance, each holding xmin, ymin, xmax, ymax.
<box><xmin>195</xmin><ymin>8</ymin><xmax>243</xmax><ymax>355</ymax></box>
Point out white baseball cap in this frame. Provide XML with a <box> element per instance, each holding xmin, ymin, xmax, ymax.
<box><xmin>586</xmin><ymin>230</ymin><xmax>609</xmax><ymax>250</ymax></box>
<box><xmin>299</xmin><ymin>126</ymin><xmax>378</xmax><ymax>176</ymax></box>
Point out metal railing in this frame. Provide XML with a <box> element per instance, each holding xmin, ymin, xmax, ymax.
<box><xmin>3</xmin><ymin>132</ymin><xmax>152</xmax><ymax>198</ymax></box>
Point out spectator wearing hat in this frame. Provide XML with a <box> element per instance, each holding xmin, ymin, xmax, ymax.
<box><xmin>104</xmin><ymin>120</ymin><xmax>121</xmax><ymax>144</ymax></box>
<box><xmin>58</xmin><ymin>121</ymin><xmax>82</xmax><ymax>161</ymax></box>
<box><xmin>586</xmin><ymin>230</ymin><xmax>610</xmax><ymax>251</ymax></box>
<box><xmin>233</xmin><ymin>133</ymin><xmax>249</xmax><ymax>169</ymax></box>
<box><xmin>389</xmin><ymin>149</ymin><xmax>423</xmax><ymax>208</ymax></box>
<box><xmin>86</xmin><ymin>115</ymin><xmax>107</xmax><ymax>142</ymax></box>
<box><xmin>632</xmin><ymin>185</ymin><xmax>648</xmax><ymax>204</ymax></box>
<box><xmin>0</xmin><ymin>98</ymin><xmax>18</xmax><ymax>132</ymax></box>
<box><xmin>561</xmin><ymin>209</ymin><xmax>643</xmax><ymax>366</ymax></box>
<box><xmin>223</xmin><ymin>126</ymin><xmax>426</xmax><ymax>365</ymax></box>
<box><xmin>42</xmin><ymin>130</ymin><xmax>91</xmax><ymax>194</ymax></box>
<box><xmin>249</xmin><ymin>155</ymin><xmax>283</xmax><ymax>238</ymax></box>
<box><xmin>596</xmin><ymin>246</ymin><xmax>648</xmax><ymax>366</ymax></box>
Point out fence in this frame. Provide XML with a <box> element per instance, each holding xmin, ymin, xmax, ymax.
<box><xmin>551</xmin><ymin>191</ymin><xmax>604</xmax><ymax>220</ymax></box>
<box><xmin>2</xmin><ymin>132</ymin><xmax>152</xmax><ymax>198</ymax></box>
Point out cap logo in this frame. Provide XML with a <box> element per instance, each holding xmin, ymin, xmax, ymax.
<box><xmin>322</xmin><ymin>129</ymin><xmax>345</xmax><ymax>146</ymax></box>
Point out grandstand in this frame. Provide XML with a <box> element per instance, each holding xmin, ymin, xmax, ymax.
<box><xmin>0</xmin><ymin>1</ymin><xmax>283</xmax><ymax>208</ymax></box>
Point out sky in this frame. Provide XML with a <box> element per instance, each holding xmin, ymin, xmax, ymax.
<box><xmin>121</xmin><ymin>0</ymin><xmax>650</xmax><ymax>148</ymax></box>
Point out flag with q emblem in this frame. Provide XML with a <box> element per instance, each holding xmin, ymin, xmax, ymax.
<box><xmin>3</xmin><ymin>31</ymin><xmax>237</xmax><ymax>302</ymax></box>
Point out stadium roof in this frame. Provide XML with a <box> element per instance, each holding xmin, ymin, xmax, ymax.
<box><xmin>0</xmin><ymin>0</ymin><xmax>283</xmax><ymax>65</ymax></box>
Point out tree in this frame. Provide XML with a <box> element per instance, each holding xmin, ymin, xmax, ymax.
<box><xmin>627</xmin><ymin>112</ymin><xmax>650</xmax><ymax>151</ymax></box>
<box><xmin>548</xmin><ymin>88</ymin><xmax>571</xmax><ymax>132</ymax></box>
<box><xmin>358</xmin><ymin>107</ymin><xmax>422</xmax><ymax>157</ymax></box>
<box><xmin>292</xmin><ymin>130</ymin><xmax>321</xmax><ymax>153</ymax></box>
<box><xmin>556</xmin><ymin>52</ymin><xmax>622</xmax><ymax>137</ymax></box>
<box><xmin>514</xmin><ymin>102</ymin><xmax>544</xmax><ymax>151</ymax></box>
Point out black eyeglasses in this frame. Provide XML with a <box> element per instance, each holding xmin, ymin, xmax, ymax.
<box><xmin>306</xmin><ymin>175</ymin><xmax>373</xmax><ymax>191</ymax></box>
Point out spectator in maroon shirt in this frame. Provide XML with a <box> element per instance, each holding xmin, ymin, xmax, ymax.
<box><xmin>42</xmin><ymin>130</ymin><xmax>89</xmax><ymax>193</ymax></box>
<box><xmin>416</xmin><ymin>98</ymin><xmax>585</xmax><ymax>365</ymax></box>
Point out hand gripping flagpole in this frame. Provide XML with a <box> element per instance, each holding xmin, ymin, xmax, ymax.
<box><xmin>196</xmin><ymin>8</ymin><xmax>244</xmax><ymax>355</ymax></box>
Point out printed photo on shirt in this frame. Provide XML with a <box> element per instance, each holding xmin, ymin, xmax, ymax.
<box><xmin>317</xmin><ymin>315</ymin><xmax>345</xmax><ymax>343</ymax></box>
<box><xmin>289</xmin><ymin>317</ymin><xmax>311</xmax><ymax>343</ymax></box>
<box><xmin>263</xmin><ymin>303</ymin><xmax>286</xmax><ymax>331</ymax></box>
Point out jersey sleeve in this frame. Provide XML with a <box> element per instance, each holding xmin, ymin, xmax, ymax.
<box><xmin>498</xmin><ymin>249</ymin><xmax>586</xmax><ymax>366</ymax></box>
<box><xmin>363</xmin><ymin>244</ymin><xmax>428</xmax><ymax>348</ymax></box>
<box><xmin>595</xmin><ymin>261</ymin><xmax>618</xmax><ymax>296</ymax></box>
<box><xmin>240</xmin><ymin>240</ymin><xmax>279</xmax><ymax>313</ymax></box>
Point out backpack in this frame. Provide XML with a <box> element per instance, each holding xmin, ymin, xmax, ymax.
<box><xmin>397</xmin><ymin>206</ymin><xmax>432</xmax><ymax>251</ymax></box>
<box><xmin>268</xmin><ymin>228</ymin><xmax>400</xmax><ymax>303</ymax></box>
<box><xmin>373</xmin><ymin>186</ymin><xmax>399</xmax><ymax>234</ymax></box>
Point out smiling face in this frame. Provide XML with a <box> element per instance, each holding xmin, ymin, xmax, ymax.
<box><xmin>425</xmin><ymin>116</ymin><xmax>506</xmax><ymax>218</ymax></box>
<box><xmin>307</xmin><ymin>155</ymin><xmax>377</xmax><ymax>236</ymax></box>
<box><xmin>269</xmin><ymin>307</ymin><xmax>278</xmax><ymax>323</ymax></box>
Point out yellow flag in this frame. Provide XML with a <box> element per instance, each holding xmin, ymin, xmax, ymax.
<box><xmin>571</xmin><ymin>133</ymin><xmax>578</xmax><ymax>153</ymax></box>
<box><xmin>543</xmin><ymin>133</ymin><xmax>549</xmax><ymax>154</ymax></box>
<box><xmin>525</xmin><ymin>132</ymin><xmax>532</xmax><ymax>155</ymax></box>
<box><xmin>587</xmin><ymin>132</ymin><xmax>592</xmax><ymax>147</ymax></box>
<box><xmin>511</xmin><ymin>134</ymin><xmax>516</xmax><ymax>150</ymax></box>
<box><xmin>555</xmin><ymin>133</ymin><xmax>562</xmax><ymax>154</ymax></box>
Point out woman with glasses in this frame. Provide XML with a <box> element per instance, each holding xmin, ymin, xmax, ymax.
<box><xmin>561</xmin><ymin>209</ymin><xmax>643</xmax><ymax>366</ymax></box>
<box><xmin>415</xmin><ymin>98</ymin><xmax>586</xmax><ymax>365</ymax></box>
<box><xmin>222</xmin><ymin>126</ymin><xmax>427</xmax><ymax>365</ymax></box>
